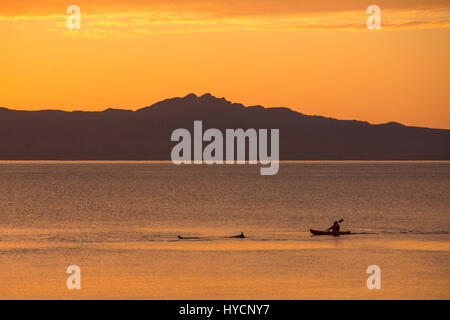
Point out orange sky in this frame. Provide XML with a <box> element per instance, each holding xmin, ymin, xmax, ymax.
<box><xmin>1</xmin><ymin>0</ymin><xmax>449</xmax><ymax>129</ymax></box>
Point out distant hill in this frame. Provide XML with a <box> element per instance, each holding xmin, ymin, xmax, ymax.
<box><xmin>0</xmin><ymin>93</ymin><xmax>449</xmax><ymax>160</ymax></box>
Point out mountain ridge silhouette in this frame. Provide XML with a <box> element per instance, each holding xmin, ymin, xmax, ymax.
<box><xmin>0</xmin><ymin>93</ymin><xmax>449</xmax><ymax>160</ymax></box>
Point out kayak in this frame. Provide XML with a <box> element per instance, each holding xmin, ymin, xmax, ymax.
<box><xmin>178</xmin><ymin>232</ymin><xmax>245</xmax><ymax>240</ymax></box>
<box><xmin>177</xmin><ymin>235</ymin><xmax>200</xmax><ymax>239</ymax></box>
<box><xmin>226</xmin><ymin>232</ymin><xmax>246</xmax><ymax>238</ymax></box>
<box><xmin>310</xmin><ymin>229</ymin><xmax>351</xmax><ymax>236</ymax></box>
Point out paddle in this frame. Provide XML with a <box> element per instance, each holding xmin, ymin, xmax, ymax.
<box><xmin>326</xmin><ymin>219</ymin><xmax>344</xmax><ymax>231</ymax></box>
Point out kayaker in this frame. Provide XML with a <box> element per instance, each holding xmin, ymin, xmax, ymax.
<box><xmin>327</xmin><ymin>220</ymin><xmax>341</xmax><ymax>233</ymax></box>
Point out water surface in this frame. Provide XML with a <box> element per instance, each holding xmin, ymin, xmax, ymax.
<box><xmin>0</xmin><ymin>161</ymin><xmax>449</xmax><ymax>299</ymax></box>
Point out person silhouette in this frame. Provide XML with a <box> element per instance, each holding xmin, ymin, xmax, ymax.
<box><xmin>327</xmin><ymin>221</ymin><xmax>341</xmax><ymax>233</ymax></box>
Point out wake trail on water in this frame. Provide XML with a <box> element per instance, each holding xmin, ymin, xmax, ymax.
<box><xmin>3</xmin><ymin>230</ymin><xmax>449</xmax><ymax>245</ymax></box>
<box><xmin>348</xmin><ymin>230</ymin><xmax>449</xmax><ymax>235</ymax></box>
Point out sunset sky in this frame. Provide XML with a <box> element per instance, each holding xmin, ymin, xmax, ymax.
<box><xmin>1</xmin><ymin>0</ymin><xmax>449</xmax><ymax>129</ymax></box>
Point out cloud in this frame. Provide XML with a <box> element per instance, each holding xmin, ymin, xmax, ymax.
<box><xmin>1</xmin><ymin>0</ymin><xmax>450</xmax><ymax>17</ymax></box>
<box><xmin>1</xmin><ymin>0</ymin><xmax>449</xmax><ymax>38</ymax></box>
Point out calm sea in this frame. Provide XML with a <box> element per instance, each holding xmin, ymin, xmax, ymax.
<box><xmin>0</xmin><ymin>161</ymin><xmax>449</xmax><ymax>299</ymax></box>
